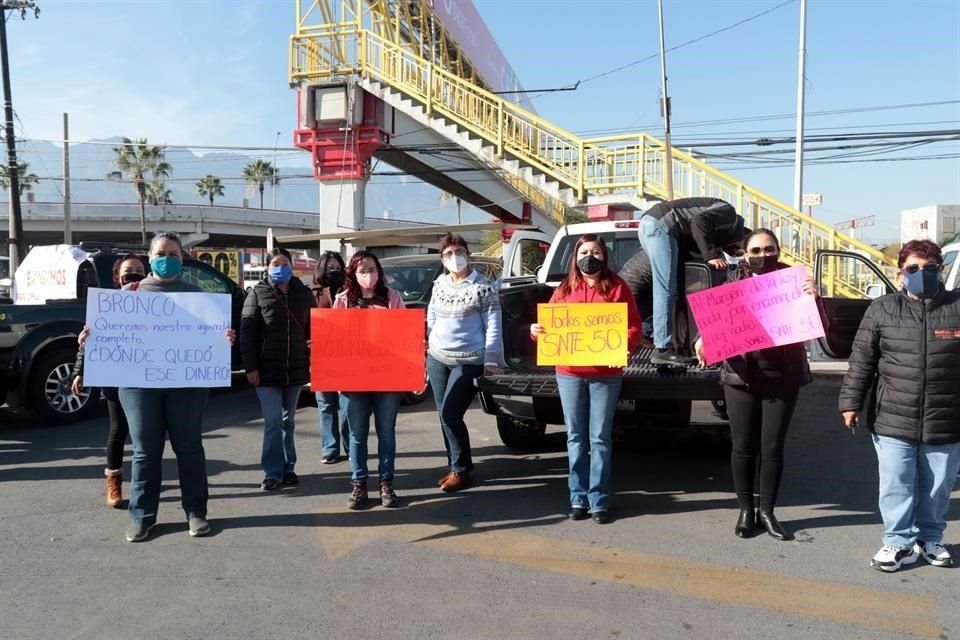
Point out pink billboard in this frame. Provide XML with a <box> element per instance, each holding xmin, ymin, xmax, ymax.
<box><xmin>430</xmin><ymin>0</ymin><xmax>535</xmax><ymax>112</ymax></box>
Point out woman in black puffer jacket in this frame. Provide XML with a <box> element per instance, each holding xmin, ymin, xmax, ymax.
<box><xmin>840</xmin><ymin>239</ymin><xmax>960</xmax><ymax>573</ymax></box>
<box><xmin>695</xmin><ymin>229</ymin><xmax>817</xmax><ymax>541</ymax></box>
<box><xmin>240</xmin><ymin>248</ymin><xmax>316</xmax><ymax>491</ymax></box>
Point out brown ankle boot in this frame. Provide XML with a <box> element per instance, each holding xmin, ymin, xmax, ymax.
<box><xmin>105</xmin><ymin>472</ymin><xmax>123</xmax><ymax>507</ymax></box>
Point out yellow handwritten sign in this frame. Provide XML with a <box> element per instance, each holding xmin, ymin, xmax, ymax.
<box><xmin>537</xmin><ymin>302</ymin><xmax>629</xmax><ymax>367</ymax></box>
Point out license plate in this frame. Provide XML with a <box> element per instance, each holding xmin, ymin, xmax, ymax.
<box><xmin>616</xmin><ymin>399</ymin><xmax>636</xmax><ymax>412</ymax></box>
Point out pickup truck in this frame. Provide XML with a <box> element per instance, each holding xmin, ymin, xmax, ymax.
<box><xmin>0</xmin><ymin>243</ymin><xmax>246</xmax><ymax>424</ymax></box>
<box><xmin>479</xmin><ymin>221</ymin><xmax>900</xmax><ymax>449</ymax></box>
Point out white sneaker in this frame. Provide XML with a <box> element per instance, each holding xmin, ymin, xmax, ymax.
<box><xmin>870</xmin><ymin>545</ymin><xmax>919</xmax><ymax>573</ymax></box>
<box><xmin>915</xmin><ymin>540</ymin><xmax>953</xmax><ymax>567</ymax></box>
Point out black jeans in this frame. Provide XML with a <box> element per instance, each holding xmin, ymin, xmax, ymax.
<box><xmin>723</xmin><ymin>383</ymin><xmax>800</xmax><ymax>511</ymax></box>
<box><xmin>105</xmin><ymin>397</ymin><xmax>129</xmax><ymax>472</ymax></box>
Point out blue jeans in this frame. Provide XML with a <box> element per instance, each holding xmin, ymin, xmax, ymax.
<box><xmin>316</xmin><ymin>391</ymin><xmax>349</xmax><ymax>457</ymax></box>
<box><xmin>255</xmin><ymin>385</ymin><xmax>301</xmax><ymax>480</ymax></box>
<box><xmin>426</xmin><ymin>356</ymin><xmax>480</xmax><ymax>473</ymax></box>
<box><xmin>118</xmin><ymin>387</ymin><xmax>210</xmax><ymax>526</ymax></box>
<box><xmin>342</xmin><ymin>392</ymin><xmax>402</xmax><ymax>482</ymax></box>
<box><xmin>556</xmin><ymin>373</ymin><xmax>623</xmax><ymax>513</ymax></box>
<box><xmin>638</xmin><ymin>215</ymin><xmax>679</xmax><ymax>349</ymax></box>
<box><xmin>873</xmin><ymin>434</ymin><xmax>960</xmax><ymax>548</ymax></box>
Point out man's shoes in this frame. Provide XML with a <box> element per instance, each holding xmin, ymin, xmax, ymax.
<box><xmin>735</xmin><ymin>508</ymin><xmax>755</xmax><ymax>538</ymax></box>
<box><xmin>440</xmin><ymin>471</ymin><xmax>472</xmax><ymax>493</ymax></box>
<box><xmin>348</xmin><ymin>480</ymin><xmax>368</xmax><ymax>510</ymax></box>
<box><xmin>870</xmin><ymin>545</ymin><xmax>919</xmax><ymax>573</ymax></box>
<box><xmin>568</xmin><ymin>506</ymin><xmax>589</xmax><ymax>521</ymax></box>
<box><xmin>915</xmin><ymin>540</ymin><xmax>953</xmax><ymax>567</ymax></box>
<box><xmin>380</xmin><ymin>480</ymin><xmax>399</xmax><ymax>508</ymax></box>
<box><xmin>261</xmin><ymin>478</ymin><xmax>281</xmax><ymax>491</ymax></box>
<box><xmin>125</xmin><ymin>522</ymin><xmax>153</xmax><ymax>543</ymax></box>
<box><xmin>650</xmin><ymin>348</ymin><xmax>697</xmax><ymax>367</ymax></box>
<box><xmin>321</xmin><ymin>455</ymin><xmax>340</xmax><ymax>465</ymax></box>
<box><xmin>591</xmin><ymin>510</ymin><xmax>611</xmax><ymax>524</ymax></box>
<box><xmin>757</xmin><ymin>509</ymin><xmax>790</xmax><ymax>541</ymax></box>
<box><xmin>188</xmin><ymin>516</ymin><xmax>210</xmax><ymax>538</ymax></box>
<box><xmin>282</xmin><ymin>472</ymin><xmax>300</xmax><ymax>486</ymax></box>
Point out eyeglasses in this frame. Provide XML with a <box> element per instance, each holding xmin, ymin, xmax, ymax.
<box><xmin>441</xmin><ymin>249</ymin><xmax>467</xmax><ymax>259</ymax></box>
<box><xmin>902</xmin><ymin>263</ymin><xmax>940</xmax><ymax>275</ymax></box>
<box><xmin>746</xmin><ymin>246</ymin><xmax>778</xmax><ymax>256</ymax></box>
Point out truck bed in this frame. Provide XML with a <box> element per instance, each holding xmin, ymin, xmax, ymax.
<box><xmin>480</xmin><ymin>348</ymin><xmax>723</xmax><ymax>401</ymax></box>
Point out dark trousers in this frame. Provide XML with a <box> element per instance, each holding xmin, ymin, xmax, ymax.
<box><xmin>105</xmin><ymin>397</ymin><xmax>129</xmax><ymax>472</ymax></box>
<box><xmin>723</xmin><ymin>383</ymin><xmax>800</xmax><ymax>511</ymax></box>
<box><xmin>426</xmin><ymin>356</ymin><xmax>480</xmax><ymax>473</ymax></box>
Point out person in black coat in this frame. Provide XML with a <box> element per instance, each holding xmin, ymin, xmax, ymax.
<box><xmin>639</xmin><ymin>197</ymin><xmax>747</xmax><ymax>366</ymax></box>
<box><xmin>839</xmin><ymin>239</ymin><xmax>960</xmax><ymax>573</ymax></box>
<box><xmin>240</xmin><ymin>248</ymin><xmax>316</xmax><ymax>491</ymax></box>
<box><xmin>695</xmin><ymin>229</ymin><xmax>816</xmax><ymax>541</ymax></box>
<box><xmin>616</xmin><ymin>249</ymin><xmax>654</xmax><ymax>343</ymax></box>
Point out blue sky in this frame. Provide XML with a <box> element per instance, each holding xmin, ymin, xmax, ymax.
<box><xmin>7</xmin><ymin>0</ymin><xmax>960</xmax><ymax>242</ymax></box>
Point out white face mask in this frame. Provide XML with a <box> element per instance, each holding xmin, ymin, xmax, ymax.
<box><xmin>443</xmin><ymin>254</ymin><xmax>468</xmax><ymax>274</ymax></box>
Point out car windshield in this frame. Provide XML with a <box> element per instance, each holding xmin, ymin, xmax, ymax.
<box><xmin>382</xmin><ymin>264</ymin><xmax>438</xmax><ymax>302</ymax></box>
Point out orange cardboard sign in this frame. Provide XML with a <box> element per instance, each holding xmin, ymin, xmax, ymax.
<box><xmin>310</xmin><ymin>308</ymin><xmax>426</xmax><ymax>392</ymax></box>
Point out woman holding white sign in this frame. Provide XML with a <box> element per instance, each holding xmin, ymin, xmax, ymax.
<box><xmin>694</xmin><ymin>229</ymin><xmax>816</xmax><ymax>541</ymax></box>
<box><xmin>115</xmin><ymin>232</ymin><xmax>235</xmax><ymax>543</ymax></box>
<box><xmin>530</xmin><ymin>234</ymin><xmax>642</xmax><ymax>524</ymax></box>
<box><xmin>334</xmin><ymin>250</ymin><xmax>405</xmax><ymax>509</ymax></box>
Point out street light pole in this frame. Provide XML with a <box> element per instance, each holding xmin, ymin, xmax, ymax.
<box><xmin>657</xmin><ymin>0</ymin><xmax>674</xmax><ymax>201</ymax></box>
<box><xmin>0</xmin><ymin>0</ymin><xmax>37</xmax><ymax>271</ymax></box>
<box><xmin>792</xmin><ymin>0</ymin><xmax>808</xmax><ymax>212</ymax></box>
<box><xmin>272</xmin><ymin>130</ymin><xmax>280</xmax><ymax>210</ymax></box>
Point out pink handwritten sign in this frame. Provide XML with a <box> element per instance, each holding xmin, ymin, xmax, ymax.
<box><xmin>688</xmin><ymin>265</ymin><xmax>825</xmax><ymax>365</ymax></box>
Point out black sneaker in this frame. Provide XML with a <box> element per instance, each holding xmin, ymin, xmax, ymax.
<box><xmin>348</xmin><ymin>481</ymin><xmax>368</xmax><ymax>510</ymax></box>
<box><xmin>568</xmin><ymin>506</ymin><xmax>589</xmax><ymax>521</ymax></box>
<box><xmin>650</xmin><ymin>349</ymin><xmax>697</xmax><ymax>367</ymax></box>
<box><xmin>321</xmin><ymin>455</ymin><xmax>340</xmax><ymax>464</ymax></box>
<box><xmin>261</xmin><ymin>478</ymin><xmax>281</xmax><ymax>491</ymax></box>
<box><xmin>282</xmin><ymin>472</ymin><xmax>300</xmax><ymax>486</ymax></box>
<box><xmin>380</xmin><ymin>480</ymin><xmax>399</xmax><ymax>508</ymax></box>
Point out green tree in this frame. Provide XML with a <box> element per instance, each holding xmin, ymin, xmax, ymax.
<box><xmin>0</xmin><ymin>161</ymin><xmax>40</xmax><ymax>195</ymax></box>
<box><xmin>146</xmin><ymin>180</ymin><xmax>173</xmax><ymax>206</ymax></box>
<box><xmin>107</xmin><ymin>137</ymin><xmax>172</xmax><ymax>244</ymax></box>
<box><xmin>242</xmin><ymin>159</ymin><xmax>275</xmax><ymax>210</ymax></box>
<box><xmin>196</xmin><ymin>174</ymin><xmax>225</xmax><ymax>206</ymax></box>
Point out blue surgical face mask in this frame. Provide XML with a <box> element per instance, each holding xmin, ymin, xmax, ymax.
<box><xmin>903</xmin><ymin>267</ymin><xmax>941</xmax><ymax>298</ymax></box>
<box><xmin>150</xmin><ymin>256</ymin><xmax>182</xmax><ymax>279</ymax></box>
<box><xmin>269</xmin><ymin>264</ymin><xmax>293</xmax><ymax>285</ymax></box>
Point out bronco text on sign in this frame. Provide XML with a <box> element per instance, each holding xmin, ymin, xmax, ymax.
<box><xmin>687</xmin><ymin>265</ymin><xmax>825</xmax><ymax>365</ymax></box>
<box><xmin>310</xmin><ymin>308</ymin><xmax>426</xmax><ymax>392</ymax></box>
<box><xmin>537</xmin><ymin>302</ymin><xmax>629</xmax><ymax>367</ymax></box>
<box><xmin>83</xmin><ymin>288</ymin><xmax>232</xmax><ymax>388</ymax></box>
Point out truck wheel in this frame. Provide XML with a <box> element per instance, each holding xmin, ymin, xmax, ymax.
<box><xmin>27</xmin><ymin>347</ymin><xmax>98</xmax><ymax>425</ymax></box>
<box><xmin>496</xmin><ymin>416</ymin><xmax>547</xmax><ymax>450</ymax></box>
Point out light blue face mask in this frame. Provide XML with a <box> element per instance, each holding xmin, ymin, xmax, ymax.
<box><xmin>150</xmin><ymin>256</ymin><xmax>182</xmax><ymax>279</ymax></box>
<box><xmin>269</xmin><ymin>264</ymin><xmax>293</xmax><ymax>285</ymax></box>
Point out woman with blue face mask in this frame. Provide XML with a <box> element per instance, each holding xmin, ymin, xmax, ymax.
<box><xmin>114</xmin><ymin>231</ymin><xmax>236</xmax><ymax>543</ymax></box>
<box><xmin>240</xmin><ymin>248</ymin><xmax>316</xmax><ymax>491</ymax></box>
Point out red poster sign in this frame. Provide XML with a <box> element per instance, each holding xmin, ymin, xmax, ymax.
<box><xmin>310</xmin><ymin>308</ymin><xmax>426</xmax><ymax>392</ymax></box>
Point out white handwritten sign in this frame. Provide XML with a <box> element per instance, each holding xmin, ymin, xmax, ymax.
<box><xmin>83</xmin><ymin>288</ymin><xmax>232</xmax><ymax>388</ymax></box>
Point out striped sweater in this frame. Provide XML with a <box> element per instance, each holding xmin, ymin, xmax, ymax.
<box><xmin>427</xmin><ymin>270</ymin><xmax>502</xmax><ymax>367</ymax></box>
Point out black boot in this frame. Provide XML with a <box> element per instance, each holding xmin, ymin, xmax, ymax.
<box><xmin>735</xmin><ymin>508</ymin><xmax>755</xmax><ymax>538</ymax></box>
<box><xmin>758</xmin><ymin>509</ymin><xmax>789</xmax><ymax>541</ymax></box>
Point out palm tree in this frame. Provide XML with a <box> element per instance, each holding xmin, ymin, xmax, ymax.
<box><xmin>242</xmin><ymin>160</ymin><xmax>275</xmax><ymax>210</ymax></box>
<box><xmin>107</xmin><ymin>137</ymin><xmax>172</xmax><ymax>244</ymax></box>
<box><xmin>196</xmin><ymin>175</ymin><xmax>225</xmax><ymax>206</ymax></box>
<box><xmin>0</xmin><ymin>161</ymin><xmax>40</xmax><ymax>195</ymax></box>
<box><xmin>146</xmin><ymin>180</ymin><xmax>173</xmax><ymax>206</ymax></box>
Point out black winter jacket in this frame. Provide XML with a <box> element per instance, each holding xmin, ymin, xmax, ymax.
<box><xmin>617</xmin><ymin>250</ymin><xmax>653</xmax><ymax>317</ymax></box>
<box><xmin>240</xmin><ymin>278</ymin><xmax>315</xmax><ymax>387</ymax></box>
<box><xmin>719</xmin><ymin>264</ymin><xmax>813</xmax><ymax>393</ymax></box>
<box><xmin>839</xmin><ymin>287</ymin><xmax>960</xmax><ymax>445</ymax></box>
<box><xmin>642</xmin><ymin>197</ymin><xmax>744</xmax><ymax>261</ymax></box>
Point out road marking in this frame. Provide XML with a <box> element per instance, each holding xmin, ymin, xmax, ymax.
<box><xmin>313</xmin><ymin>502</ymin><xmax>940</xmax><ymax>638</ymax></box>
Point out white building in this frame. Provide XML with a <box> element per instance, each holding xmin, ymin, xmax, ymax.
<box><xmin>900</xmin><ymin>205</ymin><xmax>960</xmax><ymax>245</ymax></box>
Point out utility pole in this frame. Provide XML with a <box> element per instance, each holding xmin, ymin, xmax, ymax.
<box><xmin>62</xmin><ymin>112</ymin><xmax>71</xmax><ymax>244</ymax></box>
<box><xmin>657</xmin><ymin>0</ymin><xmax>674</xmax><ymax>201</ymax></box>
<box><xmin>272</xmin><ymin>130</ymin><xmax>280</xmax><ymax>210</ymax></box>
<box><xmin>0</xmin><ymin>0</ymin><xmax>38</xmax><ymax>272</ymax></box>
<box><xmin>792</xmin><ymin>0</ymin><xmax>808</xmax><ymax>212</ymax></box>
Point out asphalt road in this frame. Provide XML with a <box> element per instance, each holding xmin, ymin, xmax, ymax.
<box><xmin>1</xmin><ymin>378</ymin><xmax>958</xmax><ymax>640</ymax></box>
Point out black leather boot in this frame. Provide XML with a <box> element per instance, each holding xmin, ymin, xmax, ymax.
<box><xmin>758</xmin><ymin>509</ymin><xmax>789</xmax><ymax>541</ymax></box>
<box><xmin>735</xmin><ymin>508</ymin><xmax>755</xmax><ymax>538</ymax></box>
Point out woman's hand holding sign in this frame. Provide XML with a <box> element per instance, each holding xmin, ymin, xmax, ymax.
<box><xmin>530</xmin><ymin>323</ymin><xmax>546</xmax><ymax>338</ymax></box>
